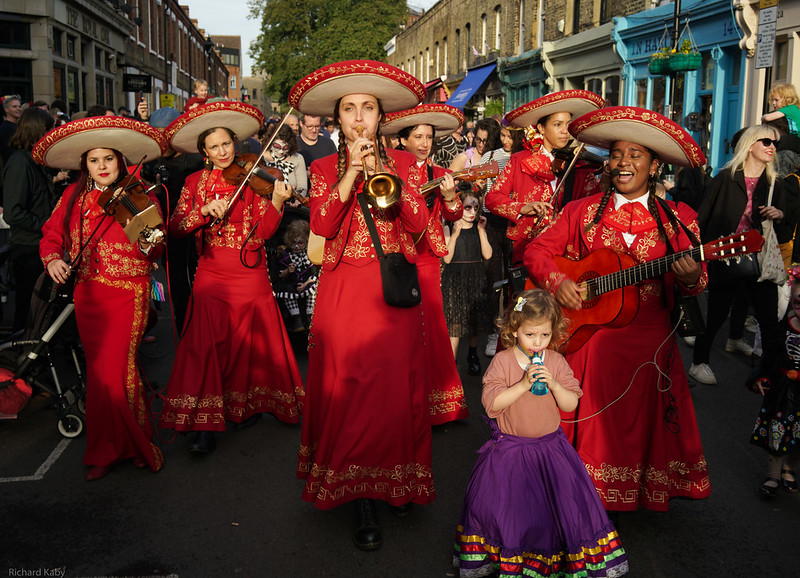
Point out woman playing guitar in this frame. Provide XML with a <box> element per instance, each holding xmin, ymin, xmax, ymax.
<box><xmin>523</xmin><ymin>107</ymin><xmax>711</xmax><ymax>513</ymax></box>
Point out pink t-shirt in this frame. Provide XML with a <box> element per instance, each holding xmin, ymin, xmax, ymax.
<box><xmin>736</xmin><ymin>176</ymin><xmax>760</xmax><ymax>234</ymax></box>
<box><xmin>482</xmin><ymin>347</ymin><xmax>581</xmax><ymax>439</ymax></box>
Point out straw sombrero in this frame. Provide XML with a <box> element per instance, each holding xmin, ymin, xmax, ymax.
<box><xmin>503</xmin><ymin>90</ymin><xmax>605</xmax><ymax>129</ymax></box>
<box><xmin>289</xmin><ymin>60</ymin><xmax>425</xmax><ymax>117</ymax></box>
<box><xmin>32</xmin><ymin>116</ymin><xmax>166</xmax><ymax>170</ymax></box>
<box><xmin>165</xmin><ymin>101</ymin><xmax>265</xmax><ymax>154</ymax></box>
<box><xmin>569</xmin><ymin>106</ymin><xmax>706</xmax><ymax>167</ymax></box>
<box><xmin>381</xmin><ymin>104</ymin><xmax>465</xmax><ymax>138</ymax></box>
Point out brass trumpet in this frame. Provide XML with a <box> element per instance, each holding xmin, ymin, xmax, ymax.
<box><xmin>356</xmin><ymin>126</ymin><xmax>402</xmax><ymax>209</ymax></box>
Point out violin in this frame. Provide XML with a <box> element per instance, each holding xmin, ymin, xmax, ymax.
<box><xmin>98</xmin><ymin>173</ymin><xmax>165</xmax><ymax>246</ymax></box>
<box><xmin>221</xmin><ymin>153</ymin><xmax>309</xmax><ymax>206</ymax></box>
<box><xmin>550</xmin><ymin>141</ymin><xmax>605</xmax><ymax>176</ymax></box>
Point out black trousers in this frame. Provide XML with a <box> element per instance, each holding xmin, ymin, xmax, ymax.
<box><xmin>11</xmin><ymin>247</ymin><xmax>44</xmax><ymax>333</ymax></box>
<box><xmin>692</xmin><ymin>278</ymin><xmax>781</xmax><ymax>365</ymax></box>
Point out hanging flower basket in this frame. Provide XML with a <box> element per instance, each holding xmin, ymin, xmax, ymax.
<box><xmin>668</xmin><ymin>52</ymin><xmax>702</xmax><ymax>72</ymax></box>
<box><xmin>648</xmin><ymin>56</ymin><xmax>669</xmax><ymax>76</ymax></box>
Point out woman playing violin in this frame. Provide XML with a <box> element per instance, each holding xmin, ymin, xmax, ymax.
<box><xmin>34</xmin><ymin>116</ymin><xmax>167</xmax><ymax>481</ymax></box>
<box><xmin>382</xmin><ymin>103</ymin><xmax>468</xmax><ymax>423</ymax></box>
<box><xmin>289</xmin><ymin>61</ymin><xmax>432</xmax><ymax>551</ymax></box>
<box><xmin>485</xmin><ymin>90</ymin><xmax>604</xmax><ymax>266</ymax></box>
<box><xmin>160</xmin><ymin>101</ymin><xmax>303</xmax><ymax>455</ymax></box>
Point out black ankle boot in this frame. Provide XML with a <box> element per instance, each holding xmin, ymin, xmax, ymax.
<box><xmin>467</xmin><ymin>347</ymin><xmax>481</xmax><ymax>376</ymax></box>
<box><xmin>353</xmin><ymin>499</ymin><xmax>382</xmax><ymax>551</ymax></box>
<box><xmin>189</xmin><ymin>431</ymin><xmax>216</xmax><ymax>454</ymax></box>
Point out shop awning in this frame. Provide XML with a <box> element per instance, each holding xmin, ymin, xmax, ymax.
<box><xmin>445</xmin><ymin>63</ymin><xmax>497</xmax><ymax>108</ymax></box>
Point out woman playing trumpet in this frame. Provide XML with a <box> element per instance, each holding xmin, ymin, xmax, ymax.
<box><xmin>382</xmin><ymin>103</ymin><xmax>468</xmax><ymax>424</ymax></box>
<box><xmin>289</xmin><ymin>61</ymin><xmax>432</xmax><ymax>551</ymax></box>
<box><xmin>34</xmin><ymin>116</ymin><xmax>167</xmax><ymax>481</ymax></box>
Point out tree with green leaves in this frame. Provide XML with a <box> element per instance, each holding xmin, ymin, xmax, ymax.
<box><xmin>248</xmin><ymin>0</ymin><xmax>409</xmax><ymax>105</ymax></box>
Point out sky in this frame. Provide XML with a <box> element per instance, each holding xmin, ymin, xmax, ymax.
<box><xmin>182</xmin><ymin>0</ymin><xmax>439</xmax><ymax>77</ymax></box>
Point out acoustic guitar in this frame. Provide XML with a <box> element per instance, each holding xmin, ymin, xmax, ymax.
<box><xmin>554</xmin><ymin>230</ymin><xmax>764</xmax><ymax>354</ymax></box>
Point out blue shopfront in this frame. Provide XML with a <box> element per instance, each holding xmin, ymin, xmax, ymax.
<box><xmin>613</xmin><ymin>0</ymin><xmax>744</xmax><ymax>173</ymax></box>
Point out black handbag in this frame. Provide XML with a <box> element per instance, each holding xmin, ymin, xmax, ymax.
<box><xmin>706</xmin><ymin>254</ymin><xmax>760</xmax><ymax>283</ymax></box>
<box><xmin>358</xmin><ymin>195</ymin><xmax>421</xmax><ymax>308</ymax></box>
<box><xmin>657</xmin><ymin>197</ymin><xmax>707</xmax><ymax>337</ymax></box>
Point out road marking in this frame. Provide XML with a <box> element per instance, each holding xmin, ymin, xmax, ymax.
<box><xmin>0</xmin><ymin>438</ymin><xmax>72</xmax><ymax>483</ymax></box>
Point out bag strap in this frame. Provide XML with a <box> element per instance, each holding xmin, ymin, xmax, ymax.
<box><xmin>766</xmin><ymin>178</ymin><xmax>775</xmax><ymax>206</ymax></box>
<box><xmin>655</xmin><ymin>196</ymin><xmax>700</xmax><ymax>249</ymax></box>
<box><xmin>357</xmin><ymin>194</ymin><xmax>386</xmax><ymax>260</ymax></box>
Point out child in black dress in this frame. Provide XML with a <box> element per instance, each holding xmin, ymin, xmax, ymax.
<box><xmin>748</xmin><ymin>265</ymin><xmax>800</xmax><ymax>497</ymax></box>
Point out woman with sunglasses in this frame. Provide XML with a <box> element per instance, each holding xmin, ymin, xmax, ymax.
<box><xmin>382</xmin><ymin>104</ymin><xmax>468</xmax><ymax>422</ymax></box>
<box><xmin>689</xmin><ymin>126</ymin><xmax>794</xmax><ymax>385</ymax></box>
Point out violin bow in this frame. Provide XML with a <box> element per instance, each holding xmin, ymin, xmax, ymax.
<box><xmin>550</xmin><ymin>141</ymin><xmax>585</xmax><ymax>215</ymax></box>
<box><xmin>213</xmin><ymin>106</ymin><xmax>296</xmax><ymax>227</ymax></box>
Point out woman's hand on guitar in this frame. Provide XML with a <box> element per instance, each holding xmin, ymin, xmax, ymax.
<box><xmin>201</xmin><ymin>198</ymin><xmax>227</xmax><ymax>220</ymax></box>
<box><xmin>556</xmin><ymin>279</ymin><xmax>585</xmax><ymax>310</ymax></box>
<box><xmin>671</xmin><ymin>255</ymin><xmax>701</xmax><ymax>287</ymax></box>
<box><xmin>47</xmin><ymin>259</ymin><xmax>70</xmax><ymax>284</ymax></box>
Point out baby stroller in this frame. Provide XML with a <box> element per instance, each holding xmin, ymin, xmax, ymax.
<box><xmin>0</xmin><ymin>273</ymin><xmax>86</xmax><ymax>437</ymax></box>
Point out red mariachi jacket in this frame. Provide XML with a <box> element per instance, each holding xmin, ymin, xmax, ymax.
<box><xmin>410</xmin><ymin>161</ymin><xmax>463</xmax><ymax>257</ymax></box>
<box><xmin>524</xmin><ymin>193</ymin><xmax>708</xmax><ymax>302</ymax></box>
<box><xmin>486</xmin><ymin>149</ymin><xmax>599</xmax><ymax>242</ymax></box>
<box><xmin>309</xmin><ymin>148</ymin><xmax>429</xmax><ymax>271</ymax></box>
<box><xmin>40</xmin><ymin>183</ymin><xmax>162</xmax><ymax>282</ymax></box>
<box><xmin>168</xmin><ymin>168</ymin><xmax>282</xmax><ymax>256</ymax></box>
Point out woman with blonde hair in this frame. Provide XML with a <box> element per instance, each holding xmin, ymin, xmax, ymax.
<box><xmin>690</xmin><ymin>124</ymin><xmax>794</xmax><ymax>385</ymax></box>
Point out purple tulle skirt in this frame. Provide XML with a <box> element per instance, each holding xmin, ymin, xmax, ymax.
<box><xmin>453</xmin><ymin>422</ymin><xmax>629</xmax><ymax>577</ymax></box>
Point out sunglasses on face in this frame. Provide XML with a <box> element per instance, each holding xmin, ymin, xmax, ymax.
<box><xmin>758</xmin><ymin>138</ymin><xmax>779</xmax><ymax>148</ymax></box>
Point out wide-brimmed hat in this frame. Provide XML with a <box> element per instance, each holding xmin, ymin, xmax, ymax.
<box><xmin>504</xmin><ymin>90</ymin><xmax>605</xmax><ymax>129</ymax></box>
<box><xmin>32</xmin><ymin>116</ymin><xmax>166</xmax><ymax>170</ymax></box>
<box><xmin>289</xmin><ymin>60</ymin><xmax>425</xmax><ymax>117</ymax></box>
<box><xmin>165</xmin><ymin>101</ymin><xmax>265</xmax><ymax>154</ymax></box>
<box><xmin>569</xmin><ymin>106</ymin><xmax>706</xmax><ymax>167</ymax></box>
<box><xmin>381</xmin><ymin>104</ymin><xmax>465</xmax><ymax>138</ymax></box>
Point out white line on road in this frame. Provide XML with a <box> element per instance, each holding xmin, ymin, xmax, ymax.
<box><xmin>0</xmin><ymin>438</ymin><xmax>72</xmax><ymax>483</ymax></box>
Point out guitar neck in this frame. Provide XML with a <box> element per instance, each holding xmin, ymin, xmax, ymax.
<box><xmin>590</xmin><ymin>246</ymin><xmax>703</xmax><ymax>296</ymax></box>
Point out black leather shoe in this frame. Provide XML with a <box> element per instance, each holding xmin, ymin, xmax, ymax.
<box><xmin>388</xmin><ymin>502</ymin><xmax>413</xmax><ymax>518</ymax></box>
<box><xmin>189</xmin><ymin>431</ymin><xmax>216</xmax><ymax>454</ymax></box>
<box><xmin>467</xmin><ymin>348</ymin><xmax>481</xmax><ymax>376</ymax></box>
<box><xmin>353</xmin><ymin>499</ymin><xmax>382</xmax><ymax>551</ymax></box>
<box><xmin>287</xmin><ymin>314</ymin><xmax>305</xmax><ymax>333</ymax></box>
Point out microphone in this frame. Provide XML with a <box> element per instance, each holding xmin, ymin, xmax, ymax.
<box><xmin>608</xmin><ymin>168</ymin><xmax>621</xmax><ymax>178</ymax></box>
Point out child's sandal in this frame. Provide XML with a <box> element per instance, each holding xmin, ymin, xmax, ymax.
<box><xmin>759</xmin><ymin>477</ymin><xmax>780</xmax><ymax>498</ymax></box>
<box><xmin>781</xmin><ymin>468</ymin><xmax>798</xmax><ymax>493</ymax></box>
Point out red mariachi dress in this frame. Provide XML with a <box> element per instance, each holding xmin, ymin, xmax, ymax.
<box><xmin>486</xmin><ymin>148</ymin><xmax>598</xmax><ymax>264</ymax></box>
<box><xmin>524</xmin><ymin>193</ymin><xmax>712</xmax><ymax>512</ymax></box>
<box><xmin>298</xmin><ymin>149</ymin><xmax>434</xmax><ymax>510</ymax></box>
<box><xmin>40</xmin><ymin>184</ymin><xmax>164</xmax><ymax>471</ymax></box>
<box><xmin>160</xmin><ymin>169</ymin><xmax>303</xmax><ymax>431</ymax></box>
<box><xmin>410</xmin><ymin>160</ymin><xmax>468</xmax><ymax>424</ymax></box>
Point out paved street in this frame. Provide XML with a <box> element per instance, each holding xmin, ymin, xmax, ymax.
<box><xmin>1</xmin><ymin>298</ymin><xmax>798</xmax><ymax>577</ymax></box>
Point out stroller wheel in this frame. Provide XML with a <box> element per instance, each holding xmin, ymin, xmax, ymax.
<box><xmin>57</xmin><ymin>413</ymin><xmax>84</xmax><ymax>438</ymax></box>
<box><xmin>76</xmin><ymin>397</ymin><xmax>86</xmax><ymax>415</ymax></box>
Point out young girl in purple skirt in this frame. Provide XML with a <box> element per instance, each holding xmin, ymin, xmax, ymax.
<box><xmin>453</xmin><ymin>289</ymin><xmax>628</xmax><ymax>578</ymax></box>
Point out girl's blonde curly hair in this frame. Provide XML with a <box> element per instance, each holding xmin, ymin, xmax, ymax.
<box><xmin>497</xmin><ymin>288</ymin><xmax>568</xmax><ymax>351</ymax></box>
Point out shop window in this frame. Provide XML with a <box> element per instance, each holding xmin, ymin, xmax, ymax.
<box><xmin>0</xmin><ymin>58</ymin><xmax>32</xmax><ymax>101</ymax></box>
<box><xmin>0</xmin><ymin>20</ymin><xmax>31</xmax><ymax>49</ymax></box>
<box><xmin>96</xmin><ymin>78</ymin><xmax>105</xmax><ymax>105</ymax></box>
<box><xmin>67</xmin><ymin>36</ymin><xmax>75</xmax><ymax>60</ymax></box>
<box><xmin>53</xmin><ymin>29</ymin><xmax>63</xmax><ymax>56</ymax></box>
<box><xmin>587</xmin><ymin>78</ymin><xmax>602</xmax><ymax>96</ymax></box>
<box><xmin>604</xmin><ymin>75</ymin><xmax>620</xmax><ymax>106</ymax></box>
<box><xmin>701</xmin><ymin>53</ymin><xmax>714</xmax><ymax>91</ymax></box>
<box><xmin>774</xmin><ymin>38</ymin><xmax>789</xmax><ymax>82</ymax></box>
<box><xmin>636</xmin><ymin>78</ymin><xmax>647</xmax><ymax>108</ymax></box>
<box><xmin>653</xmin><ymin>76</ymin><xmax>666</xmax><ymax>115</ymax></box>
